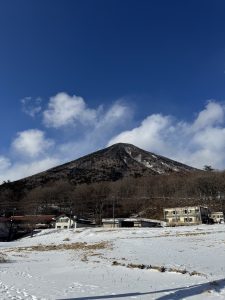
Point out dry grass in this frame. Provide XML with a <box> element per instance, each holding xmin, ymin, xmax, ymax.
<box><xmin>11</xmin><ymin>241</ymin><xmax>109</xmax><ymax>253</ymax></box>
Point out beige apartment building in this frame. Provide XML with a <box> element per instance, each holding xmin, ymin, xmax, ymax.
<box><xmin>163</xmin><ymin>206</ymin><xmax>210</xmax><ymax>226</ymax></box>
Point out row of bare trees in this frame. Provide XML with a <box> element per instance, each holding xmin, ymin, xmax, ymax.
<box><xmin>1</xmin><ymin>170</ymin><xmax>225</xmax><ymax>222</ymax></box>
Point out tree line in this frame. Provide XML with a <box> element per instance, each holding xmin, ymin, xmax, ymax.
<box><xmin>1</xmin><ymin>170</ymin><xmax>225</xmax><ymax>222</ymax></box>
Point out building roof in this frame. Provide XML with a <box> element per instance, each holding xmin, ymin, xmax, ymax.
<box><xmin>0</xmin><ymin>217</ymin><xmax>9</xmax><ymax>223</ymax></box>
<box><xmin>163</xmin><ymin>206</ymin><xmax>208</xmax><ymax>210</ymax></box>
<box><xmin>102</xmin><ymin>218</ymin><xmax>163</xmax><ymax>224</ymax></box>
<box><xmin>10</xmin><ymin>215</ymin><xmax>55</xmax><ymax>222</ymax></box>
<box><xmin>55</xmin><ymin>214</ymin><xmax>75</xmax><ymax>220</ymax></box>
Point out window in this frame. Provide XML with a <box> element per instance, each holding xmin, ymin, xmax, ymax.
<box><xmin>184</xmin><ymin>217</ymin><xmax>192</xmax><ymax>222</ymax></box>
<box><xmin>59</xmin><ymin>218</ymin><xmax>69</xmax><ymax>223</ymax></box>
<box><xmin>64</xmin><ymin>226</ymin><xmax>68</xmax><ymax>229</ymax></box>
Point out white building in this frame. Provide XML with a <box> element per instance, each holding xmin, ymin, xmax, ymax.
<box><xmin>211</xmin><ymin>212</ymin><xmax>224</xmax><ymax>224</ymax></box>
<box><xmin>55</xmin><ymin>215</ymin><xmax>95</xmax><ymax>229</ymax></box>
<box><xmin>55</xmin><ymin>215</ymin><xmax>76</xmax><ymax>229</ymax></box>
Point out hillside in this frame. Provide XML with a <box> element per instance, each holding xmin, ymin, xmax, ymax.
<box><xmin>0</xmin><ymin>143</ymin><xmax>203</xmax><ymax>218</ymax></box>
<box><xmin>18</xmin><ymin>143</ymin><xmax>197</xmax><ymax>188</ymax></box>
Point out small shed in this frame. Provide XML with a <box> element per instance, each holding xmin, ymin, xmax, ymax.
<box><xmin>102</xmin><ymin>218</ymin><xmax>163</xmax><ymax>228</ymax></box>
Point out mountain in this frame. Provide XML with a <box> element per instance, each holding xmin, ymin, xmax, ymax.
<box><xmin>0</xmin><ymin>143</ymin><xmax>206</xmax><ymax>219</ymax></box>
<box><xmin>18</xmin><ymin>143</ymin><xmax>197</xmax><ymax>188</ymax></box>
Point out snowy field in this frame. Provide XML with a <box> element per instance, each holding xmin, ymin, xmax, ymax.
<box><xmin>0</xmin><ymin>224</ymin><xmax>225</xmax><ymax>300</ymax></box>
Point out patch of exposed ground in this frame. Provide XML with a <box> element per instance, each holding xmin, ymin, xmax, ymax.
<box><xmin>174</xmin><ymin>230</ymin><xmax>225</xmax><ymax>237</ymax></box>
<box><xmin>111</xmin><ymin>260</ymin><xmax>206</xmax><ymax>277</ymax></box>
<box><xmin>6</xmin><ymin>241</ymin><xmax>110</xmax><ymax>253</ymax></box>
<box><xmin>0</xmin><ymin>252</ymin><xmax>8</xmax><ymax>263</ymax></box>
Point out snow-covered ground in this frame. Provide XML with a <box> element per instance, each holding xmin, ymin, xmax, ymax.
<box><xmin>0</xmin><ymin>224</ymin><xmax>225</xmax><ymax>300</ymax></box>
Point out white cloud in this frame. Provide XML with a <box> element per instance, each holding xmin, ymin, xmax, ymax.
<box><xmin>101</xmin><ymin>102</ymin><xmax>129</xmax><ymax>123</ymax></box>
<box><xmin>0</xmin><ymin>157</ymin><xmax>59</xmax><ymax>182</ymax></box>
<box><xmin>192</xmin><ymin>101</ymin><xmax>225</xmax><ymax>130</ymax></box>
<box><xmin>0</xmin><ymin>156</ymin><xmax>11</xmax><ymax>171</ymax></box>
<box><xmin>3</xmin><ymin>94</ymin><xmax>225</xmax><ymax>182</ymax></box>
<box><xmin>188</xmin><ymin>127</ymin><xmax>225</xmax><ymax>167</ymax></box>
<box><xmin>55</xmin><ymin>101</ymin><xmax>132</xmax><ymax>162</ymax></box>
<box><xmin>108</xmin><ymin>114</ymin><xmax>171</xmax><ymax>152</ymax></box>
<box><xmin>0</xmin><ymin>96</ymin><xmax>131</xmax><ymax>182</ymax></box>
<box><xmin>12</xmin><ymin>129</ymin><xmax>54</xmax><ymax>158</ymax></box>
<box><xmin>96</xmin><ymin>102</ymin><xmax>132</xmax><ymax>129</ymax></box>
<box><xmin>108</xmin><ymin>101</ymin><xmax>225</xmax><ymax>170</ymax></box>
<box><xmin>21</xmin><ymin>97</ymin><xmax>42</xmax><ymax>117</ymax></box>
<box><xmin>43</xmin><ymin>92</ymin><xmax>97</xmax><ymax>128</ymax></box>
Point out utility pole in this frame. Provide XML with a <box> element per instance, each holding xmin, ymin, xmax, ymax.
<box><xmin>112</xmin><ymin>196</ymin><xmax>115</xmax><ymax>228</ymax></box>
<box><xmin>69</xmin><ymin>209</ymin><xmax>72</xmax><ymax>229</ymax></box>
<box><xmin>7</xmin><ymin>218</ymin><xmax>13</xmax><ymax>241</ymax></box>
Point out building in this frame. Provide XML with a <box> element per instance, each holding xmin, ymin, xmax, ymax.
<box><xmin>11</xmin><ymin>215</ymin><xmax>56</xmax><ymax>230</ymax></box>
<box><xmin>102</xmin><ymin>218</ymin><xmax>164</xmax><ymax>228</ymax></box>
<box><xmin>210</xmin><ymin>212</ymin><xmax>224</xmax><ymax>224</ymax></box>
<box><xmin>55</xmin><ymin>215</ymin><xmax>76</xmax><ymax>229</ymax></box>
<box><xmin>55</xmin><ymin>215</ymin><xmax>95</xmax><ymax>229</ymax></box>
<box><xmin>163</xmin><ymin>206</ymin><xmax>210</xmax><ymax>226</ymax></box>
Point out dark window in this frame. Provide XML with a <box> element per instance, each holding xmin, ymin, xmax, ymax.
<box><xmin>121</xmin><ymin>221</ymin><xmax>134</xmax><ymax>227</ymax></box>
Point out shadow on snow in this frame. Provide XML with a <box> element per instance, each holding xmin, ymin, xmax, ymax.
<box><xmin>58</xmin><ymin>278</ymin><xmax>225</xmax><ymax>300</ymax></box>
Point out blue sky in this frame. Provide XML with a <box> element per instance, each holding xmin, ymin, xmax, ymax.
<box><xmin>1</xmin><ymin>0</ymin><xmax>225</xmax><ymax>181</ymax></box>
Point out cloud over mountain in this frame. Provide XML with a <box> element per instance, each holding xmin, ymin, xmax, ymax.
<box><xmin>12</xmin><ymin>129</ymin><xmax>54</xmax><ymax>158</ymax></box>
<box><xmin>108</xmin><ymin>101</ymin><xmax>225</xmax><ymax>169</ymax></box>
<box><xmin>43</xmin><ymin>93</ymin><xmax>98</xmax><ymax>128</ymax></box>
<box><xmin>0</xmin><ymin>95</ymin><xmax>225</xmax><ymax>182</ymax></box>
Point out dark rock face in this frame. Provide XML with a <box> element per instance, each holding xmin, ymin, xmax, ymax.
<box><xmin>18</xmin><ymin>143</ymin><xmax>197</xmax><ymax>187</ymax></box>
